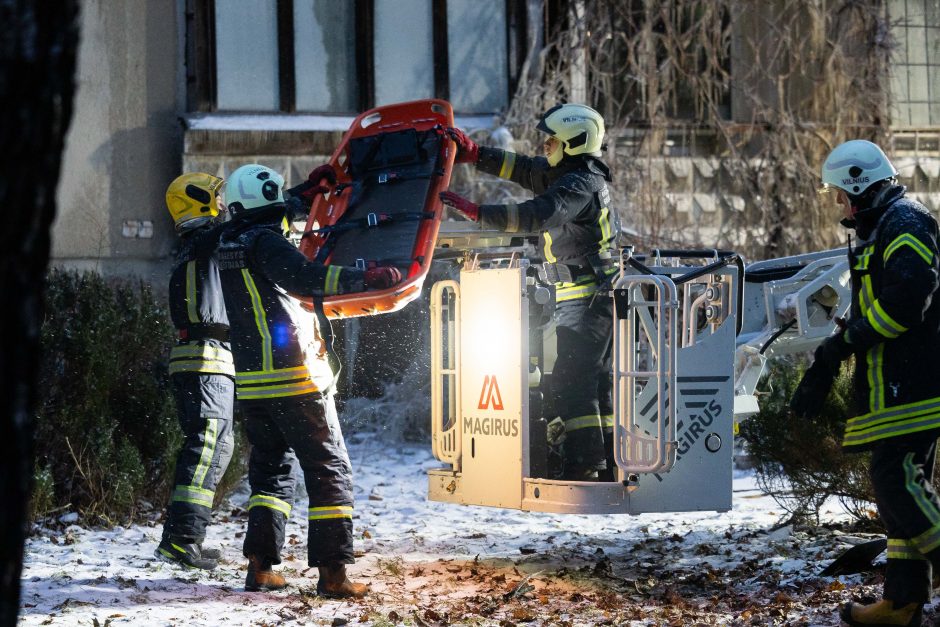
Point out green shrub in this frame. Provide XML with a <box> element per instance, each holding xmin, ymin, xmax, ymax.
<box><xmin>739</xmin><ymin>357</ymin><xmax>876</xmax><ymax>524</ymax></box>
<box><xmin>33</xmin><ymin>269</ymin><xmax>248</xmax><ymax>525</ymax></box>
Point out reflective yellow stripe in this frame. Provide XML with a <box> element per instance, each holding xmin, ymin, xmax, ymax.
<box><xmin>905</xmin><ymin>451</ymin><xmax>940</xmax><ymax>528</ymax></box>
<box><xmin>186</xmin><ymin>261</ymin><xmax>199</xmax><ymax>324</ymax></box>
<box><xmin>885</xmin><ymin>233</ymin><xmax>934</xmax><ymax>265</ymax></box>
<box><xmin>556</xmin><ymin>284</ymin><xmax>597</xmax><ymax>302</ymax></box>
<box><xmin>172</xmin><ymin>485</ymin><xmax>214</xmax><ymax>508</ymax></box>
<box><xmin>600</xmin><ymin>414</ymin><xmax>614</xmax><ymax>428</ymax></box>
<box><xmin>325</xmin><ymin>266</ymin><xmax>342</xmax><ymax>296</ymax></box>
<box><xmin>859</xmin><ymin>274</ymin><xmax>875</xmax><ymax>316</ymax></box>
<box><xmin>598</xmin><ymin>207</ymin><xmax>611</xmax><ymax>248</ymax></box>
<box><xmin>887</xmin><ymin>538</ymin><xmax>926</xmax><ymax>561</ymax></box>
<box><xmin>498</xmin><ymin>152</ymin><xmax>516</xmax><ymax>179</ymax></box>
<box><xmin>237</xmin><ymin>380</ymin><xmax>320</xmax><ymax>400</ymax></box>
<box><xmin>843</xmin><ymin>395</ymin><xmax>940</xmax><ymax>447</ymax></box>
<box><xmin>236</xmin><ymin>365</ymin><xmax>310</xmax><ymax>384</ymax></box>
<box><xmin>248</xmin><ymin>494</ymin><xmax>292</xmax><ymax>516</ymax></box>
<box><xmin>241</xmin><ymin>270</ymin><xmax>273</xmax><ymax>371</ymax></box>
<box><xmin>308</xmin><ymin>505</ymin><xmax>353</xmax><ymax>520</ymax></box>
<box><xmin>866</xmin><ymin>300</ymin><xmax>908</xmax><ymax>339</ymax></box>
<box><xmin>505</xmin><ymin>203</ymin><xmax>520</xmax><ymax>232</ymax></box>
<box><xmin>543</xmin><ymin>232</ymin><xmax>556</xmax><ymax>263</ymax></box>
<box><xmin>564</xmin><ymin>414</ymin><xmax>601</xmax><ymax>432</ymax></box>
<box><xmin>867</xmin><ymin>343</ymin><xmax>885</xmax><ymax>412</ymax></box>
<box><xmin>192</xmin><ymin>418</ymin><xmax>218</xmax><ymax>489</ymax></box>
<box><xmin>169</xmin><ymin>360</ymin><xmax>237</xmax><ymax>376</ymax></box>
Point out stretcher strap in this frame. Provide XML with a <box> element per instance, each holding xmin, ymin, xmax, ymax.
<box><xmin>311</xmin><ymin>296</ymin><xmax>340</xmax><ymax>397</ymax></box>
<box><xmin>302</xmin><ymin>211</ymin><xmax>433</xmax><ymax>238</ymax></box>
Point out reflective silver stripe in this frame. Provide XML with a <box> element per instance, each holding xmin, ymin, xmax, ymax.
<box><xmin>556</xmin><ymin>284</ymin><xmax>597</xmax><ymax>302</ymax></box>
<box><xmin>236</xmin><ymin>380</ymin><xmax>320</xmax><ymax>400</ymax></box>
<box><xmin>192</xmin><ymin>418</ymin><xmax>218</xmax><ymax>488</ymax></box>
<box><xmin>186</xmin><ymin>261</ymin><xmax>199</xmax><ymax>324</ymax></box>
<box><xmin>843</xmin><ymin>411</ymin><xmax>940</xmax><ymax>447</ymax></box>
<box><xmin>564</xmin><ymin>414</ymin><xmax>601</xmax><ymax>432</ymax></box>
<box><xmin>170</xmin><ymin>344</ymin><xmax>234</xmax><ymax>362</ymax></box>
<box><xmin>905</xmin><ymin>452</ymin><xmax>940</xmax><ymax>535</ymax></box>
<box><xmin>325</xmin><ymin>266</ymin><xmax>342</xmax><ymax>296</ymax></box>
<box><xmin>236</xmin><ymin>366</ymin><xmax>310</xmax><ymax>384</ymax></box>
<box><xmin>867</xmin><ymin>344</ymin><xmax>885</xmax><ymax>412</ymax></box>
<box><xmin>241</xmin><ymin>270</ymin><xmax>273</xmax><ymax>371</ymax></box>
<box><xmin>172</xmin><ymin>485</ymin><xmax>214</xmax><ymax>508</ymax></box>
<box><xmin>887</xmin><ymin>538</ymin><xmax>926</xmax><ymax>560</ymax></box>
<box><xmin>248</xmin><ymin>494</ymin><xmax>291</xmax><ymax>516</ymax></box>
<box><xmin>505</xmin><ymin>203</ymin><xmax>520</xmax><ymax>233</ymax></box>
<box><xmin>847</xmin><ymin>395</ymin><xmax>940</xmax><ymax>433</ymax></box>
<box><xmin>498</xmin><ymin>152</ymin><xmax>516</xmax><ymax>179</ymax></box>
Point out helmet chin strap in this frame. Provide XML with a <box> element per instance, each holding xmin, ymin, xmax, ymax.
<box><xmin>546</xmin><ymin>141</ymin><xmax>565</xmax><ymax>167</ymax></box>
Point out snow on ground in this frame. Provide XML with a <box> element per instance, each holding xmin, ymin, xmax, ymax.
<box><xmin>18</xmin><ymin>432</ymin><xmax>926</xmax><ymax>626</ymax></box>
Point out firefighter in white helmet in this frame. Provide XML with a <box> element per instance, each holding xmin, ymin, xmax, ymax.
<box><xmin>440</xmin><ymin>103</ymin><xmax>620</xmax><ymax>481</ymax></box>
<box><xmin>156</xmin><ymin>173</ymin><xmax>235</xmax><ymax>570</ymax></box>
<box><xmin>791</xmin><ymin>139</ymin><xmax>940</xmax><ymax>626</ymax></box>
<box><xmin>215</xmin><ymin>164</ymin><xmax>400</xmax><ymax>596</ymax></box>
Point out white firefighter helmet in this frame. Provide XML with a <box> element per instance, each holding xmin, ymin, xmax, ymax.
<box><xmin>224</xmin><ymin>164</ymin><xmax>285</xmax><ymax>219</ymax></box>
<box><xmin>536</xmin><ymin>103</ymin><xmax>605</xmax><ymax>167</ymax></box>
<box><xmin>165</xmin><ymin>172</ymin><xmax>224</xmax><ymax>232</ymax></box>
<box><xmin>820</xmin><ymin>140</ymin><xmax>898</xmax><ymax>196</ymax></box>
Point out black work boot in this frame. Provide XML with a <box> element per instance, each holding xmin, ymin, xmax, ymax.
<box><xmin>316</xmin><ymin>564</ymin><xmax>369</xmax><ymax>598</ymax></box>
<box><xmin>154</xmin><ymin>538</ymin><xmax>218</xmax><ymax>570</ymax></box>
<box><xmin>840</xmin><ymin>600</ymin><xmax>923</xmax><ymax>626</ymax></box>
<box><xmin>245</xmin><ymin>555</ymin><xmax>287</xmax><ymax>592</ymax></box>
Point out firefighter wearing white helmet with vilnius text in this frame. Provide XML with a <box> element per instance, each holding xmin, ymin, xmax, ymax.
<box><xmin>790</xmin><ymin>140</ymin><xmax>940</xmax><ymax>626</ymax></box>
<box><xmin>439</xmin><ymin>103</ymin><xmax>621</xmax><ymax>482</ymax></box>
<box><xmin>215</xmin><ymin>163</ymin><xmax>400</xmax><ymax>597</ymax></box>
<box><xmin>156</xmin><ymin>172</ymin><xmax>235</xmax><ymax>571</ymax></box>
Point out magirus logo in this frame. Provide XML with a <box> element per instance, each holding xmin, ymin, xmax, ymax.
<box><xmin>477</xmin><ymin>375</ymin><xmax>504</xmax><ymax>410</ymax></box>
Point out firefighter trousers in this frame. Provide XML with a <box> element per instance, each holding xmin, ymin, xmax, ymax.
<box><xmin>162</xmin><ymin>372</ymin><xmax>235</xmax><ymax>544</ymax></box>
<box><xmin>240</xmin><ymin>392</ymin><xmax>354</xmax><ymax>567</ymax></box>
<box><xmin>552</xmin><ymin>295</ymin><xmax>613</xmax><ymax>475</ymax></box>
<box><xmin>870</xmin><ymin>435</ymin><xmax>940</xmax><ymax>604</ymax></box>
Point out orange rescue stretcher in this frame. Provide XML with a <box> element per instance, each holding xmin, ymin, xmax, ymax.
<box><xmin>298</xmin><ymin>99</ymin><xmax>456</xmax><ymax>318</ymax></box>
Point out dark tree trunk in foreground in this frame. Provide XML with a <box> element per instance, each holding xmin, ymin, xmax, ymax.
<box><xmin>0</xmin><ymin>2</ymin><xmax>80</xmax><ymax>625</ymax></box>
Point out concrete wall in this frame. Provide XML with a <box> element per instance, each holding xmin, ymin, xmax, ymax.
<box><xmin>53</xmin><ymin>0</ymin><xmax>181</xmax><ymax>284</ymax></box>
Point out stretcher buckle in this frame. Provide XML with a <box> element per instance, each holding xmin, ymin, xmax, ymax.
<box><xmin>355</xmin><ymin>258</ymin><xmax>367</xmax><ymax>270</ymax></box>
<box><xmin>367</xmin><ymin>213</ymin><xmax>379</xmax><ymax>227</ymax></box>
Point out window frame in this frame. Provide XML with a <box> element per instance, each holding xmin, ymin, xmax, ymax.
<box><xmin>186</xmin><ymin>0</ymin><xmax>528</xmax><ymax>115</ymax></box>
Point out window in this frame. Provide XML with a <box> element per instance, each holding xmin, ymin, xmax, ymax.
<box><xmin>888</xmin><ymin>0</ymin><xmax>940</xmax><ymax>126</ymax></box>
<box><xmin>187</xmin><ymin>0</ymin><xmax>527</xmax><ymax>115</ymax></box>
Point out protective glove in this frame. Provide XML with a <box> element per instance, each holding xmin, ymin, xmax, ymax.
<box><xmin>307</xmin><ymin>164</ymin><xmax>337</xmax><ymax>187</ymax></box>
<box><xmin>363</xmin><ymin>266</ymin><xmax>402</xmax><ymax>290</ymax></box>
<box><xmin>789</xmin><ymin>360</ymin><xmax>836</xmax><ymax>419</ymax></box>
<box><xmin>439</xmin><ymin>191</ymin><xmax>479</xmax><ymax>222</ymax></box>
<box><xmin>813</xmin><ymin>331</ymin><xmax>854</xmax><ymax>377</ymax></box>
<box><xmin>445</xmin><ymin>127</ymin><xmax>479</xmax><ymax>164</ymax></box>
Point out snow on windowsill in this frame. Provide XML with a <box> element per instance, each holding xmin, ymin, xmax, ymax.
<box><xmin>183</xmin><ymin>112</ymin><xmax>499</xmax><ymax>132</ymax></box>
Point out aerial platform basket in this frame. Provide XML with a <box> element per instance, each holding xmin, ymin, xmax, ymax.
<box><xmin>299</xmin><ymin>99</ymin><xmax>456</xmax><ymax>318</ymax></box>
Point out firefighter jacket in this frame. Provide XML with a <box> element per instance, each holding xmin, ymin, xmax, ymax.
<box><xmin>475</xmin><ymin>147</ymin><xmax>620</xmax><ymax>302</ymax></box>
<box><xmin>216</xmin><ymin>220</ymin><xmax>365</xmax><ymax>400</ymax></box>
<box><xmin>841</xmin><ymin>186</ymin><xmax>940</xmax><ymax>451</ymax></box>
<box><xmin>168</xmin><ymin>227</ymin><xmax>235</xmax><ymax>377</ymax></box>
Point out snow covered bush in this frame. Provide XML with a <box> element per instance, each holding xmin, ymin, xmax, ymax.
<box><xmin>739</xmin><ymin>358</ymin><xmax>877</xmax><ymax>526</ymax></box>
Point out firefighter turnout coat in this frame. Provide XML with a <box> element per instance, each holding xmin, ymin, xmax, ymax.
<box><xmin>217</xmin><ymin>220</ymin><xmax>365</xmax><ymax>566</ymax></box>
<box><xmin>842</xmin><ymin>187</ymin><xmax>940</xmax><ymax>452</ymax></box>
<box><xmin>163</xmin><ymin>227</ymin><xmax>235</xmax><ymax>543</ymax></box>
<box><xmin>474</xmin><ymin>148</ymin><xmax>620</xmax><ymax>475</ymax></box>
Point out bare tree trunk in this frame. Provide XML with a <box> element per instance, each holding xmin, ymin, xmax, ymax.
<box><xmin>0</xmin><ymin>2</ymin><xmax>80</xmax><ymax>625</ymax></box>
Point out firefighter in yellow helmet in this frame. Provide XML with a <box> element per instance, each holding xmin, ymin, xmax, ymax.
<box><xmin>156</xmin><ymin>172</ymin><xmax>235</xmax><ymax>570</ymax></box>
<box><xmin>791</xmin><ymin>140</ymin><xmax>940</xmax><ymax>626</ymax></box>
<box><xmin>439</xmin><ymin>103</ymin><xmax>620</xmax><ymax>481</ymax></box>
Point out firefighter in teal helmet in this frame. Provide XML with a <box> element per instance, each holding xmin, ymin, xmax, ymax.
<box><xmin>440</xmin><ymin>103</ymin><xmax>620</xmax><ymax>481</ymax></box>
<box><xmin>156</xmin><ymin>172</ymin><xmax>235</xmax><ymax>570</ymax></box>
<box><xmin>791</xmin><ymin>139</ymin><xmax>940</xmax><ymax>626</ymax></box>
<box><xmin>216</xmin><ymin>164</ymin><xmax>400</xmax><ymax>596</ymax></box>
